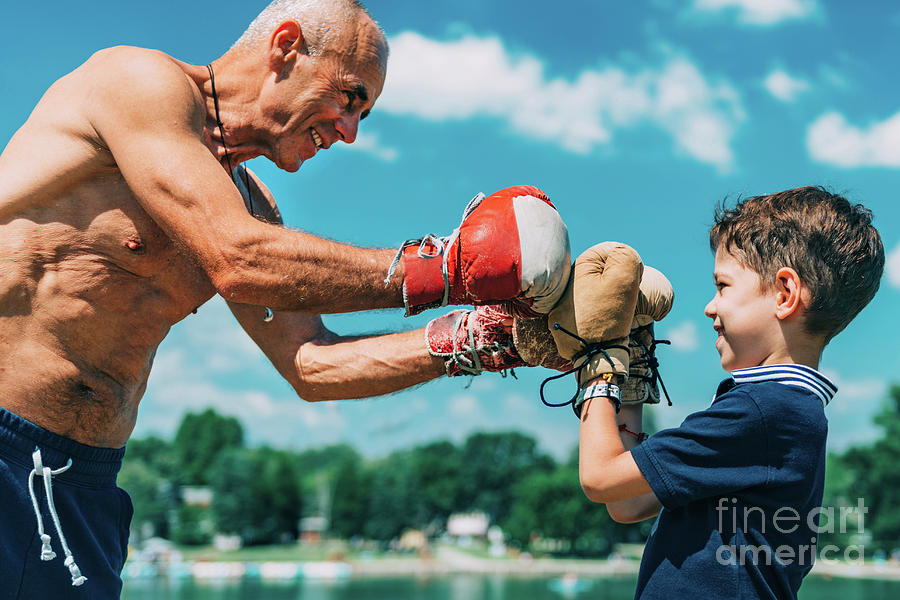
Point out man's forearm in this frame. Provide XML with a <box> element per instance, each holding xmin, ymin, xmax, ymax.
<box><xmin>292</xmin><ymin>328</ymin><xmax>445</xmax><ymax>401</ymax></box>
<box><xmin>214</xmin><ymin>223</ymin><xmax>404</xmax><ymax>313</ymax></box>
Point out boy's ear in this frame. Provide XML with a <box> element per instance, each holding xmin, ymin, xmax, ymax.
<box><xmin>774</xmin><ymin>267</ymin><xmax>804</xmax><ymax>320</ymax></box>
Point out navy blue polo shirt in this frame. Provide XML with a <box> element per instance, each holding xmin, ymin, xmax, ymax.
<box><xmin>630</xmin><ymin>364</ymin><xmax>837</xmax><ymax>600</ymax></box>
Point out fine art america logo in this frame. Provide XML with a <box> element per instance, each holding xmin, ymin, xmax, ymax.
<box><xmin>715</xmin><ymin>497</ymin><xmax>868</xmax><ymax>567</ymax></box>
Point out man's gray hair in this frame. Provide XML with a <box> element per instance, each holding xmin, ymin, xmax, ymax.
<box><xmin>233</xmin><ymin>0</ymin><xmax>378</xmax><ymax>56</ymax></box>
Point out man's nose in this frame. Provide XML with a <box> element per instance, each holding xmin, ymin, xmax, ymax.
<box><xmin>335</xmin><ymin>113</ymin><xmax>359</xmax><ymax>144</ymax></box>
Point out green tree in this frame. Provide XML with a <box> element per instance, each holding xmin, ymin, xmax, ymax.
<box><xmin>329</xmin><ymin>452</ymin><xmax>372</xmax><ymax>539</ymax></box>
<box><xmin>209</xmin><ymin>447</ymin><xmax>259</xmax><ymax>542</ymax></box>
<box><xmin>172</xmin><ymin>504</ymin><xmax>214</xmax><ymax>545</ymax></box>
<box><xmin>364</xmin><ymin>451</ymin><xmax>420</xmax><ymax>541</ymax></box>
<box><xmin>209</xmin><ymin>447</ymin><xmax>303</xmax><ymax>545</ymax></box>
<box><xmin>173</xmin><ymin>408</ymin><xmax>244</xmax><ymax>485</ymax></box>
<box><xmin>118</xmin><ymin>458</ymin><xmax>171</xmax><ymax>540</ymax></box>
<box><xmin>504</xmin><ymin>460</ymin><xmax>643</xmax><ymax>557</ymax></box>
<box><xmin>839</xmin><ymin>384</ymin><xmax>900</xmax><ymax>552</ymax></box>
<box><xmin>124</xmin><ymin>435</ymin><xmax>178</xmax><ymax>480</ymax></box>
<box><xmin>459</xmin><ymin>431</ymin><xmax>555</xmax><ymax>524</ymax></box>
<box><xmin>121</xmin><ymin>435</ymin><xmax>178</xmax><ymax>540</ymax></box>
<box><xmin>411</xmin><ymin>440</ymin><xmax>463</xmax><ymax>523</ymax></box>
<box><xmin>258</xmin><ymin>447</ymin><xmax>303</xmax><ymax>541</ymax></box>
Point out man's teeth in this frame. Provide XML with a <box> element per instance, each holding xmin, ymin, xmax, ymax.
<box><xmin>311</xmin><ymin>129</ymin><xmax>323</xmax><ymax>149</ymax></box>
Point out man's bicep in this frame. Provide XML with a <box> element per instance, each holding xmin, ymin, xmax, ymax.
<box><xmin>88</xmin><ymin>50</ymin><xmax>254</xmax><ymax>260</ymax></box>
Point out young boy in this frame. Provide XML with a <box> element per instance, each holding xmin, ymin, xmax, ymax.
<box><xmin>577</xmin><ymin>187</ymin><xmax>884</xmax><ymax>599</ymax></box>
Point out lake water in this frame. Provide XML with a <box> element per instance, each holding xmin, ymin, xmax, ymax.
<box><xmin>122</xmin><ymin>573</ymin><xmax>900</xmax><ymax>599</ymax></box>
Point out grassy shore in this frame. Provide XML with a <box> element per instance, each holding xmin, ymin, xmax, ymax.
<box><xmin>165</xmin><ymin>542</ymin><xmax>900</xmax><ymax>581</ymax></box>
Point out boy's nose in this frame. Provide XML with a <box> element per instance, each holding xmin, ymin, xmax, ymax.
<box><xmin>704</xmin><ymin>297</ymin><xmax>716</xmax><ymax>318</ymax></box>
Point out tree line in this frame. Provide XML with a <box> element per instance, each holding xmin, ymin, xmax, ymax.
<box><xmin>119</xmin><ymin>409</ymin><xmax>649</xmax><ymax>554</ymax></box>
<box><xmin>120</xmin><ymin>384</ymin><xmax>900</xmax><ymax>556</ymax></box>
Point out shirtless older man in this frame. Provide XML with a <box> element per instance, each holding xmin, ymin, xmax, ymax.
<box><xmin>0</xmin><ymin>0</ymin><xmax>571</xmax><ymax>596</ymax></box>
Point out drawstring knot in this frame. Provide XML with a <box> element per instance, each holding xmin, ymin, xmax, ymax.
<box><xmin>539</xmin><ymin>323</ymin><xmax>628</xmax><ymax>416</ymax></box>
<box><xmin>28</xmin><ymin>447</ymin><xmax>88</xmax><ymax>587</ymax></box>
<box><xmin>40</xmin><ymin>533</ymin><xmax>56</xmax><ymax>561</ymax></box>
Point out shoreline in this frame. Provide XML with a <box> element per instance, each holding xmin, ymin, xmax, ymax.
<box><xmin>125</xmin><ymin>548</ymin><xmax>900</xmax><ymax>582</ymax></box>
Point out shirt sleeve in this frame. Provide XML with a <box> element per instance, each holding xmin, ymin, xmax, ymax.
<box><xmin>630</xmin><ymin>389</ymin><xmax>770</xmax><ymax>509</ymax></box>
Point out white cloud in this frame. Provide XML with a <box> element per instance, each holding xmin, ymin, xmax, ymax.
<box><xmin>888</xmin><ymin>243</ymin><xmax>900</xmax><ymax>289</ymax></box>
<box><xmin>664</xmin><ymin>320</ymin><xmax>700</xmax><ymax>352</ymax></box>
<box><xmin>807</xmin><ymin>111</ymin><xmax>900</xmax><ymax>168</ymax></box>
<box><xmin>448</xmin><ymin>392</ymin><xmax>483</xmax><ymax>419</ymax></box>
<box><xmin>763</xmin><ymin>69</ymin><xmax>810</xmax><ymax>102</ymax></box>
<box><xmin>692</xmin><ymin>0</ymin><xmax>818</xmax><ymax>25</ymax></box>
<box><xmin>379</xmin><ymin>32</ymin><xmax>745</xmax><ymax>170</ymax></box>
<box><xmin>502</xmin><ymin>392</ymin><xmax>538</xmax><ymax>416</ymax></box>
<box><xmin>343</xmin><ymin>130</ymin><xmax>399</xmax><ymax>162</ymax></box>
<box><xmin>819</xmin><ymin>370</ymin><xmax>887</xmax><ymax>415</ymax></box>
<box><xmin>139</xmin><ymin>373</ymin><xmax>347</xmax><ymax>444</ymax></box>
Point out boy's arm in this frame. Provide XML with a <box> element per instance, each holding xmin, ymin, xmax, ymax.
<box><xmin>603</xmin><ymin>405</ymin><xmax>662</xmax><ymax>522</ymax></box>
<box><xmin>579</xmin><ymin>391</ymin><xmax>657</xmax><ymax>505</ymax></box>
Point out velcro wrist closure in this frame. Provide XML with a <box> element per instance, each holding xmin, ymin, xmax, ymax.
<box><xmin>573</xmin><ymin>381</ymin><xmax>622</xmax><ymax>417</ymax></box>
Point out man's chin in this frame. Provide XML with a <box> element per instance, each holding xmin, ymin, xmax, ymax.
<box><xmin>274</xmin><ymin>156</ymin><xmax>304</xmax><ymax>173</ymax></box>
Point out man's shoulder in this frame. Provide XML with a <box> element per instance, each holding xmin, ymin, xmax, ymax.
<box><xmin>78</xmin><ymin>46</ymin><xmax>204</xmax><ymax>127</ymax></box>
<box><xmin>84</xmin><ymin>46</ymin><xmax>189</xmax><ymax>83</ymax></box>
<box><xmin>719</xmin><ymin>378</ymin><xmax>828</xmax><ymax>444</ymax></box>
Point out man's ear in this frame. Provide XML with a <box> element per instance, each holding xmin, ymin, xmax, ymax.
<box><xmin>774</xmin><ymin>267</ymin><xmax>804</xmax><ymax>320</ymax></box>
<box><xmin>269</xmin><ymin>20</ymin><xmax>305</xmax><ymax>76</ymax></box>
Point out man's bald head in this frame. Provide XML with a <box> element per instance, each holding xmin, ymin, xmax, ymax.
<box><xmin>233</xmin><ymin>0</ymin><xmax>387</xmax><ymax>60</ymax></box>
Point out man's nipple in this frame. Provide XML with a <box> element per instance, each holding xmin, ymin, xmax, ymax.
<box><xmin>124</xmin><ymin>237</ymin><xmax>145</xmax><ymax>253</ymax></box>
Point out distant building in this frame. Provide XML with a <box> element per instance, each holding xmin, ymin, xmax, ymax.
<box><xmin>180</xmin><ymin>486</ymin><xmax>213</xmax><ymax>507</ymax></box>
<box><xmin>447</xmin><ymin>512</ymin><xmax>490</xmax><ymax>538</ymax></box>
<box><xmin>213</xmin><ymin>534</ymin><xmax>242</xmax><ymax>551</ymax></box>
<box><xmin>300</xmin><ymin>516</ymin><xmax>328</xmax><ymax>545</ymax></box>
<box><xmin>397</xmin><ymin>529</ymin><xmax>427</xmax><ymax>551</ymax></box>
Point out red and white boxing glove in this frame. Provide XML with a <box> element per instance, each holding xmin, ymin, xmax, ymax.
<box><xmin>387</xmin><ymin>186</ymin><xmax>571</xmax><ymax>316</ymax></box>
<box><xmin>425</xmin><ymin>305</ymin><xmax>527</xmax><ymax>376</ymax></box>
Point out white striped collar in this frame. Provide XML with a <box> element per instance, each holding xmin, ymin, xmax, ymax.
<box><xmin>729</xmin><ymin>364</ymin><xmax>838</xmax><ymax>407</ymax></box>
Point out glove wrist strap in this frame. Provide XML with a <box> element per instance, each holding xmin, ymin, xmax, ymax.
<box><xmin>574</xmin><ymin>380</ymin><xmax>621</xmax><ymax>417</ymax></box>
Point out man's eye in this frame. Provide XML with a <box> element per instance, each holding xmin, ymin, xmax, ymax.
<box><xmin>343</xmin><ymin>91</ymin><xmax>356</xmax><ymax>111</ymax></box>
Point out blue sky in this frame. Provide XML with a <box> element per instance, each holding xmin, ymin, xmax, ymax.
<box><xmin>2</xmin><ymin>0</ymin><xmax>899</xmax><ymax>459</ymax></box>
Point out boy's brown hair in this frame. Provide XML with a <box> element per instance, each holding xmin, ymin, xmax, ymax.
<box><xmin>709</xmin><ymin>186</ymin><xmax>884</xmax><ymax>342</ymax></box>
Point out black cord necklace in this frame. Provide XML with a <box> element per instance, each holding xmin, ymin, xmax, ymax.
<box><xmin>207</xmin><ymin>63</ymin><xmax>273</xmax><ymax>323</ymax></box>
<box><xmin>207</xmin><ymin>63</ymin><xmax>255</xmax><ymax>217</ymax></box>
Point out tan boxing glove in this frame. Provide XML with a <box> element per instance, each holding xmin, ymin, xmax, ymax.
<box><xmin>620</xmin><ymin>266</ymin><xmax>675</xmax><ymax>406</ymax></box>
<box><xmin>548</xmin><ymin>242</ymin><xmax>643</xmax><ymax>385</ymax></box>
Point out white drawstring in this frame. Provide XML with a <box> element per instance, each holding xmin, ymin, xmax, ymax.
<box><xmin>28</xmin><ymin>447</ymin><xmax>87</xmax><ymax>587</ymax></box>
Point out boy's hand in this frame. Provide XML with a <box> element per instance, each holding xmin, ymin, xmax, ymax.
<box><xmin>548</xmin><ymin>242</ymin><xmax>644</xmax><ymax>385</ymax></box>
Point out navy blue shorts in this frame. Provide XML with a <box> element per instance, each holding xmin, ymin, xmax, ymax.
<box><xmin>0</xmin><ymin>408</ymin><xmax>132</xmax><ymax>599</ymax></box>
